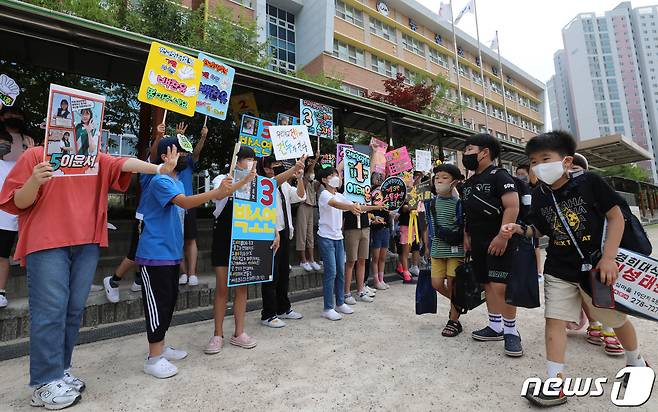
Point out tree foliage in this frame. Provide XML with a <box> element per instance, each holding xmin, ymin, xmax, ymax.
<box><xmin>601</xmin><ymin>163</ymin><xmax>651</xmax><ymax>182</ymax></box>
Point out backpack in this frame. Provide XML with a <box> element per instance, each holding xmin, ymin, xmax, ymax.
<box><xmin>427</xmin><ymin>197</ymin><xmax>463</xmax><ymax>246</ymax></box>
<box><xmin>463</xmin><ymin>168</ymin><xmax>530</xmax><ymax>224</ymax></box>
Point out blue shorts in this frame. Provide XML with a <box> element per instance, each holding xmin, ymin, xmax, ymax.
<box><xmin>370</xmin><ymin>227</ymin><xmax>390</xmax><ymax>249</ymax></box>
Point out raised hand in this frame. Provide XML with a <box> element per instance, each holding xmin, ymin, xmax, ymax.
<box><xmin>200</xmin><ymin>125</ymin><xmax>208</xmax><ymax>139</ymax></box>
<box><xmin>295</xmin><ymin>154</ymin><xmax>307</xmax><ymax>173</ymax></box>
<box><xmin>156</xmin><ymin>123</ymin><xmax>165</xmax><ymax>136</ymax></box>
<box><xmin>159</xmin><ymin>145</ymin><xmax>179</xmax><ymax>175</ymax></box>
<box><xmin>31</xmin><ymin>162</ymin><xmax>53</xmax><ymax>185</ymax></box>
<box><xmin>216</xmin><ymin>176</ymin><xmax>234</xmax><ymax>199</ymax></box>
<box><xmin>176</xmin><ymin>122</ymin><xmax>188</xmax><ymax>135</ymax></box>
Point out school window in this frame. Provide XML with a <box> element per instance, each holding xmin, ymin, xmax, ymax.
<box><xmin>335</xmin><ymin>0</ymin><xmax>364</xmax><ymax>27</ymax></box>
<box><xmin>428</xmin><ymin>48</ymin><xmax>448</xmax><ymax>68</ymax></box>
<box><xmin>371</xmin><ymin>55</ymin><xmax>398</xmax><ymax>77</ymax></box>
<box><xmin>230</xmin><ymin>0</ymin><xmax>253</xmax><ymax>7</ymax></box>
<box><xmin>340</xmin><ymin>83</ymin><xmax>366</xmax><ymax>97</ymax></box>
<box><xmin>332</xmin><ymin>40</ymin><xmax>365</xmax><ymax>67</ymax></box>
<box><xmin>402</xmin><ymin>33</ymin><xmax>425</xmax><ymax>57</ymax></box>
<box><xmin>529</xmin><ymin>101</ymin><xmax>539</xmax><ymax>112</ymax></box>
<box><xmin>267</xmin><ymin>4</ymin><xmax>296</xmax><ymax>73</ymax></box>
<box><xmin>403</xmin><ymin>68</ymin><xmax>418</xmax><ymax>85</ymax></box>
<box><xmin>369</xmin><ymin>18</ymin><xmax>394</xmax><ymax>41</ymax></box>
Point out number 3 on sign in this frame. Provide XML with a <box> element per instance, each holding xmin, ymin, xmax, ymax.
<box><xmin>301</xmin><ymin>108</ymin><xmax>314</xmax><ymax>128</ymax></box>
<box><xmin>261</xmin><ymin>178</ymin><xmax>274</xmax><ymax>206</ymax></box>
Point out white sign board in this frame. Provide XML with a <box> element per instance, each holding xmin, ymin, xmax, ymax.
<box><xmin>269</xmin><ymin>125</ymin><xmax>313</xmax><ymax>160</ymax></box>
<box><xmin>415</xmin><ymin>149</ymin><xmax>432</xmax><ymax>172</ymax></box>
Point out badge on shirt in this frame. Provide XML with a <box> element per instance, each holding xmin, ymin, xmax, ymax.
<box><xmin>451</xmin><ymin>246</ymin><xmax>460</xmax><ymax>254</ymax></box>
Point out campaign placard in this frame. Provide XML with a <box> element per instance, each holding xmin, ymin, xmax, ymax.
<box><xmin>320</xmin><ymin>154</ymin><xmax>336</xmax><ymax>169</ymax></box>
<box><xmin>336</xmin><ymin>143</ymin><xmax>353</xmax><ymax>165</ymax></box>
<box><xmin>277</xmin><ymin>113</ymin><xmax>300</xmax><ymax>126</ymax></box>
<box><xmin>44</xmin><ymin>84</ymin><xmax>105</xmax><ymax>176</ymax></box>
<box><xmin>239</xmin><ymin>114</ymin><xmax>274</xmax><ymax>157</ymax></box>
<box><xmin>230</xmin><ymin>92</ymin><xmax>259</xmax><ymax>122</ymax></box>
<box><xmin>614</xmin><ymin>248</ymin><xmax>658</xmax><ymax>321</ymax></box>
<box><xmin>269</xmin><ymin>125</ymin><xmax>314</xmax><ymax>160</ymax></box>
<box><xmin>228</xmin><ymin>175</ymin><xmax>277</xmax><ymax>287</ymax></box>
<box><xmin>0</xmin><ymin>74</ymin><xmax>20</xmax><ymax>108</ymax></box>
<box><xmin>196</xmin><ymin>53</ymin><xmax>235</xmax><ymax>120</ymax></box>
<box><xmin>407</xmin><ymin>181</ymin><xmax>432</xmax><ymax>209</ymax></box>
<box><xmin>385</xmin><ymin>146</ymin><xmax>414</xmax><ymax>176</ymax></box>
<box><xmin>300</xmin><ymin>99</ymin><xmax>333</xmax><ymax>139</ymax></box>
<box><xmin>343</xmin><ymin>148</ymin><xmax>371</xmax><ymax>204</ymax></box>
<box><xmin>378</xmin><ymin>176</ymin><xmax>407</xmax><ymax>211</ymax></box>
<box><xmin>370</xmin><ymin>137</ymin><xmax>388</xmax><ymax>175</ymax></box>
<box><xmin>415</xmin><ymin>149</ymin><xmax>432</xmax><ymax>173</ymax></box>
<box><xmin>138</xmin><ymin>42</ymin><xmax>202</xmax><ymax>116</ymax></box>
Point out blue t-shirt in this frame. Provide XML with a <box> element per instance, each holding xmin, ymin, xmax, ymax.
<box><xmin>177</xmin><ymin>156</ymin><xmax>196</xmax><ymax>196</ymax></box>
<box><xmin>135</xmin><ymin>174</ymin><xmax>185</xmax><ymax>265</ymax></box>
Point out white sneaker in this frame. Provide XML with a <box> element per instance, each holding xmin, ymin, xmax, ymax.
<box><xmin>144</xmin><ymin>357</ymin><xmax>178</xmax><ymax>379</ymax></box>
<box><xmin>373</xmin><ymin>282</ymin><xmax>387</xmax><ymax>291</ymax></box>
<box><xmin>321</xmin><ymin>309</ymin><xmax>342</xmax><ymax>321</ymax></box>
<box><xmin>0</xmin><ymin>294</ymin><xmax>7</xmax><ymax>308</ymax></box>
<box><xmin>103</xmin><ymin>276</ymin><xmax>120</xmax><ymax>303</ymax></box>
<box><xmin>278</xmin><ymin>309</ymin><xmax>303</xmax><ymax>320</ymax></box>
<box><xmin>31</xmin><ymin>380</ymin><xmax>80</xmax><ymax>409</ymax></box>
<box><xmin>538</xmin><ymin>273</ymin><xmax>544</xmax><ymax>283</ymax></box>
<box><xmin>310</xmin><ymin>261</ymin><xmax>322</xmax><ymax>271</ymax></box>
<box><xmin>336</xmin><ymin>303</ymin><xmax>354</xmax><ymax>314</ymax></box>
<box><xmin>178</xmin><ymin>274</ymin><xmax>188</xmax><ymax>285</ymax></box>
<box><xmin>89</xmin><ymin>284</ymin><xmax>103</xmax><ymax>292</ymax></box>
<box><xmin>301</xmin><ymin>262</ymin><xmax>313</xmax><ymax>272</ymax></box>
<box><xmin>364</xmin><ymin>286</ymin><xmax>377</xmax><ymax>297</ymax></box>
<box><xmin>261</xmin><ymin>316</ymin><xmax>286</xmax><ymax>328</ymax></box>
<box><xmin>162</xmin><ymin>346</ymin><xmax>188</xmax><ymax>361</ymax></box>
<box><xmin>187</xmin><ymin>275</ymin><xmax>199</xmax><ymax>286</ymax></box>
<box><xmin>383</xmin><ymin>282</ymin><xmax>391</xmax><ymax>290</ymax></box>
<box><xmin>63</xmin><ymin>369</ymin><xmax>86</xmax><ymax>393</ymax></box>
<box><xmin>358</xmin><ymin>291</ymin><xmax>374</xmax><ymax>302</ymax></box>
<box><xmin>409</xmin><ymin>265</ymin><xmax>420</xmax><ymax>277</ymax></box>
<box><xmin>130</xmin><ymin>282</ymin><xmax>142</xmax><ymax>292</ymax></box>
<box><xmin>344</xmin><ymin>294</ymin><xmax>357</xmax><ymax>305</ymax></box>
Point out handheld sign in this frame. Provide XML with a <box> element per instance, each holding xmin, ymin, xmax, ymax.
<box><xmin>336</xmin><ymin>143</ymin><xmax>353</xmax><ymax>165</ymax></box>
<box><xmin>370</xmin><ymin>137</ymin><xmax>388</xmax><ymax>175</ymax></box>
<box><xmin>277</xmin><ymin>113</ymin><xmax>300</xmax><ymax>126</ymax></box>
<box><xmin>379</xmin><ymin>176</ymin><xmax>407</xmax><ymax>211</ymax></box>
<box><xmin>385</xmin><ymin>146</ymin><xmax>414</xmax><ymax>176</ymax></box>
<box><xmin>300</xmin><ymin>99</ymin><xmax>333</xmax><ymax>139</ymax></box>
<box><xmin>415</xmin><ymin>149</ymin><xmax>432</xmax><ymax>173</ymax></box>
<box><xmin>408</xmin><ymin>181</ymin><xmax>432</xmax><ymax>209</ymax></box>
<box><xmin>230</xmin><ymin>92</ymin><xmax>259</xmax><ymax>122</ymax></box>
<box><xmin>44</xmin><ymin>84</ymin><xmax>105</xmax><ymax>176</ymax></box>
<box><xmin>138</xmin><ymin>42</ymin><xmax>203</xmax><ymax>117</ymax></box>
<box><xmin>320</xmin><ymin>154</ymin><xmax>336</xmax><ymax>169</ymax></box>
<box><xmin>343</xmin><ymin>148</ymin><xmax>371</xmax><ymax>204</ymax></box>
<box><xmin>0</xmin><ymin>74</ymin><xmax>20</xmax><ymax>107</ymax></box>
<box><xmin>196</xmin><ymin>53</ymin><xmax>235</xmax><ymax>120</ymax></box>
<box><xmin>269</xmin><ymin>125</ymin><xmax>313</xmax><ymax>160</ymax></box>
<box><xmin>613</xmin><ymin>248</ymin><xmax>658</xmax><ymax>321</ymax></box>
<box><xmin>239</xmin><ymin>114</ymin><xmax>274</xmax><ymax>157</ymax></box>
<box><xmin>228</xmin><ymin>175</ymin><xmax>277</xmax><ymax>287</ymax></box>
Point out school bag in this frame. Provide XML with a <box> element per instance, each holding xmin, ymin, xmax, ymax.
<box><xmin>452</xmin><ymin>256</ymin><xmax>486</xmax><ymax>314</ymax></box>
<box><xmin>463</xmin><ymin>168</ymin><xmax>531</xmax><ymax>224</ymax></box>
<box><xmin>415</xmin><ymin>267</ymin><xmax>437</xmax><ymax>315</ymax></box>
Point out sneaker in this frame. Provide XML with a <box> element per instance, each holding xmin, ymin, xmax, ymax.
<box><xmin>336</xmin><ymin>303</ymin><xmax>354</xmax><ymax>315</ymax></box>
<box><xmin>402</xmin><ymin>272</ymin><xmax>415</xmax><ymax>284</ymax></box>
<box><xmin>178</xmin><ymin>273</ymin><xmax>188</xmax><ymax>285</ymax></box>
<box><xmin>382</xmin><ymin>281</ymin><xmax>391</xmax><ymax>289</ymax></box>
<box><xmin>373</xmin><ymin>282</ymin><xmax>387</xmax><ymax>291</ymax></box>
<box><xmin>471</xmin><ymin>326</ymin><xmax>504</xmax><ymax>341</ymax></box>
<box><xmin>409</xmin><ymin>265</ymin><xmax>420</xmax><ymax>277</ymax></box>
<box><xmin>261</xmin><ymin>316</ymin><xmax>286</xmax><ymax>328</ymax></box>
<box><xmin>162</xmin><ymin>346</ymin><xmax>188</xmax><ymax>361</ymax></box>
<box><xmin>321</xmin><ymin>309</ymin><xmax>342</xmax><ymax>321</ymax></box>
<box><xmin>358</xmin><ymin>291</ymin><xmax>374</xmax><ymax>303</ymax></box>
<box><xmin>586</xmin><ymin>324</ymin><xmax>603</xmax><ymax>345</ymax></box>
<box><xmin>603</xmin><ymin>332</ymin><xmax>625</xmax><ymax>356</ymax></box>
<box><xmin>204</xmin><ymin>336</ymin><xmax>223</xmax><ymax>355</ymax></box>
<box><xmin>31</xmin><ymin>380</ymin><xmax>81</xmax><ymax>410</ymax></box>
<box><xmin>344</xmin><ymin>294</ymin><xmax>357</xmax><ymax>305</ymax></box>
<box><xmin>230</xmin><ymin>333</ymin><xmax>257</xmax><ymax>349</ymax></box>
<box><xmin>504</xmin><ymin>333</ymin><xmax>524</xmax><ymax>357</ymax></box>
<box><xmin>0</xmin><ymin>294</ymin><xmax>7</xmax><ymax>308</ymax></box>
<box><xmin>301</xmin><ymin>262</ymin><xmax>313</xmax><ymax>272</ymax></box>
<box><xmin>396</xmin><ymin>263</ymin><xmax>404</xmax><ymax>274</ymax></box>
<box><xmin>89</xmin><ymin>284</ymin><xmax>103</xmax><ymax>292</ymax></box>
<box><xmin>278</xmin><ymin>309</ymin><xmax>303</xmax><ymax>320</ymax></box>
<box><xmin>187</xmin><ymin>275</ymin><xmax>199</xmax><ymax>286</ymax></box>
<box><xmin>524</xmin><ymin>373</ymin><xmax>568</xmax><ymax>407</ymax></box>
<box><xmin>103</xmin><ymin>276</ymin><xmax>120</xmax><ymax>303</ymax></box>
<box><xmin>144</xmin><ymin>356</ymin><xmax>178</xmax><ymax>379</ymax></box>
<box><xmin>63</xmin><ymin>369</ymin><xmax>85</xmax><ymax>393</ymax></box>
<box><xmin>310</xmin><ymin>261</ymin><xmax>322</xmax><ymax>271</ymax></box>
<box><xmin>130</xmin><ymin>282</ymin><xmax>142</xmax><ymax>292</ymax></box>
<box><xmin>364</xmin><ymin>286</ymin><xmax>377</xmax><ymax>297</ymax></box>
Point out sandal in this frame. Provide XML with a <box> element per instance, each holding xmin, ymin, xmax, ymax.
<box><xmin>442</xmin><ymin>320</ymin><xmax>463</xmax><ymax>337</ymax></box>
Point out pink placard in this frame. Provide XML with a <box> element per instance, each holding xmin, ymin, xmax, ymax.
<box><xmin>336</xmin><ymin>143</ymin><xmax>353</xmax><ymax>165</ymax></box>
<box><xmin>370</xmin><ymin>137</ymin><xmax>388</xmax><ymax>175</ymax></box>
<box><xmin>385</xmin><ymin>146</ymin><xmax>413</xmax><ymax>176</ymax></box>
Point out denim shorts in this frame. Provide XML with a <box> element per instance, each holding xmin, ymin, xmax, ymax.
<box><xmin>370</xmin><ymin>227</ymin><xmax>390</xmax><ymax>249</ymax></box>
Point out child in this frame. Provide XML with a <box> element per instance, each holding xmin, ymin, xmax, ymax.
<box><xmin>369</xmin><ymin>177</ymin><xmax>391</xmax><ymax>290</ymax></box>
<box><xmin>136</xmin><ymin>136</ymin><xmax>230</xmax><ymax>379</ymax></box>
<box><xmin>296</xmin><ymin>153</ymin><xmax>321</xmax><ymax>272</ymax></box>
<box><xmin>501</xmin><ymin>131</ymin><xmax>649</xmax><ymax>407</ymax></box>
<box><xmin>0</xmin><ymin>124</ymin><xmax>20</xmax><ymax>309</ymax></box>
<box><xmin>396</xmin><ymin>202</ymin><xmax>413</xmax><ymax>283</ymax></box>
<box><xmin>317</xmin><ymin>167</ymin><xmax>360</xmax><ymax>320</ymax></box>
<box><xmin>423</xmin><ymin>164</ymin><xmax>465</xmax><ymax>337</ymax></box>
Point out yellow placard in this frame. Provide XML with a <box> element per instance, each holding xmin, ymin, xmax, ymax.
<box><xmin>137</xmin><ymin>42</ymin><xmax>203</xmax><ymax>117</ymax></box>
<box><xmin>230</xmin><ymin>92</ymin><xmax>259</xmax><ymax>122</ymax></box>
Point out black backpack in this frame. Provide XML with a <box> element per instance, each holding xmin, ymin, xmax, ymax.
<box><xmin>428</xmin><ymin>197</ymin><xmax>463</xmax><ymax>246</ymax></box>
<box><xmin>465</xmin><ymin>168</ymin><xmax>531</xmax><ymax>224</ymax></box>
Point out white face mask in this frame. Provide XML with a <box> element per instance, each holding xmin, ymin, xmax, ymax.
<box><xmin>308</xmin><ymin>173</ymin><xmax>315</xmax><ymax>181</ymax></box>
<box><xmin>327</xmin><ymin>176</ymin><xmax>341</xmax><ymax>188</ymax></box>
<box><xmin>532</xmin><ymin>161</ymin><xmax>565</xmax><ymax>185</ymax></box>
<box><xmin>244</xmin><ymin>160</ymin><xmax>254</xmax><ymax>171</ymax></box>
<box><xmin>435</xmin><ymin>182</ymin><xmax>452</xmax><ymax>194</ymax></box>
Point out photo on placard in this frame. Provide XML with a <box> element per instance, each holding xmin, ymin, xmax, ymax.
<box><xmin>50</xmin><ymin>93</ymin><xmax>73</xmax><ymax>128</ymax></box>
<box><xmin>241</xmin><ymin>116</ymin><xmax>257</xmax><ymax>136</ymax></box>
<box><xmin>278</xmin><ymin>114</ymin><xmax>291</xmax><ymax>126</ymax></box>
<box><xmin>71</xmin><ymin>99</ymin><xmax>102</xmax><ymax>156</ymax></box>
<box><xmin>46</xmin><ymin>129</ymin><xmax>75</xmax><ymax>155</ymax></box>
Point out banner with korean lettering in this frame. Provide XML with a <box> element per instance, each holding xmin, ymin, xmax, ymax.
<box><xmin>415</xmin><ymin>149</ymin><xmax>432</xmax><ymax>173</ymax></box>
<box><xmin>300</xmin><ymin>99</ymin><xmax>333</xmax><ymax>139</ymax></box>
<box><xmin>343</xmin><ymin>148</ymin><xmax>371</xmax><ymax>204</ymax></box>
<box><xmin>138</xmin><ymin>42</ymin><xmax>203</xmax><ymax>116</ymax></box>
<box><xmin>336</xmin><ymin>143</ymin><xmax>353</xmax><ymax>165</ymax></box>
<box><xmin>239</xmin><ymin>114</ymin><xmax>274</xmax><ymax>157</ymax></box>
<box><xmin>228</xmin><ymin>175</ymin><xmax>277</xmax><ymax>287</ymax></box>
<box><xmin>385</xmin><ymin>146</ymin><xmax>414</xmax><ymax>176</ymax></box>
<box><xmin>320</xmin><ymin>154</ymin><xmax>336</xmax><ymax>169</ymax></box>
<box><xmin>614</xmin><ymin>248</ymin><xmax>658</xmax><ymax>321</ymax></box>
<box><xmin>408</xmin><ymin>181</ymin><xmax>432</xmax><ymax>209</ymax></box>
<box><xmin>269</xmin><ymin>125</ymin><xmax>314</xmax><ymax>160</ymax></box>
<box><xmin>196</xmin><ymin>53</ymin><xmax>235</xmax><ymax>120</ymax></box>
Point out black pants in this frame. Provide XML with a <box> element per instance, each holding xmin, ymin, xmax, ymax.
<box><xmin>140</xmin><ymin>265</ymin><xmax>179</xmax><ymax>343</ymax></box>
<box><xmin>261</xmin><ymin>228</ymin><xmax>291</xmax><ymax>320</ymax></box>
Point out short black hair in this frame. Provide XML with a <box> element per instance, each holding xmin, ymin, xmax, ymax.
<box><xmin>573</xmin><ymin>153</ymin><xmax>589</xmax><ymax>170</ymax></box>
<box><xmin>317</xmin><ymin>166</ymin><xmax>337</xmax><ymax>182</ymax></box>
<box><xmin>236</xmin><ymin>145</ymin><xmax>256</xmax><ymax>160</ymax></box>
<box><xmin>516</xmin><ymin>164</ymin><xmax>530</xmax><ymax>173</ymax></box>
<box><xmin>525</xmin><ymin>130</ymin><xmax>576</xmax><ymax>158</ymax></box>
<box><xmin>433</xmin><ymin>163</ymin><xmax>463</xmax><ymax>181</ymax></box>
<box><xmin>464</xmin><ymin>133</ymin><xmax>501</xmax><ymax>160</ymax></box>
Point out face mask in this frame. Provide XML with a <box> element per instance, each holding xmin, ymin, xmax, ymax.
<box><xmin>436</xmin><ymin>183</ymin><xmax>452</xmax><ymax>194</ymax></box>
<box><xmin>517</xmin><ymin>175</ymin><xmax>529</xmax><ymax>184</ymax></box>
<box><xmin>245</xmin><ymin>160</ymin><xmax>254</xmax><ymax>171</ymax></box>
<box><xmin>174</xmin><ymin>157</ymin><xmax>189</xmax><ymax>172</ymax></box>
<box><xmin>3</xmin><ymin>117</ymin><xmax>24</xmax><ymax>131</ymax></box>
<box><xmin>532</xmin><ymin>161</ymin><xmax>565</xmax><ymax>185</ymax></box>
<box><xmin>0</xmin><ymin>142</ymin><xmax>10</xmax><ymax>157</ymax></box>
<box><xmin>462</xmin><ymin>153</ymin><xmax>480</xmax><ymax>171</ymax></box>
<box><xmin>273</xmin><ymin>165</ymin><xmax>286</xmax><ymax>175</ymax></box>
<box><xmin>308</xmin><ymin>173</ymin><xmax>315</xmax><ymax>181</ymax></box>
<box><xmin>327</xmin><ymin>176</ymin><xmax>341</xmax><ymax>188</ymax></box>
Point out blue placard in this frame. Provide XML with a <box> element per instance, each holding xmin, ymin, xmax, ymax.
<box><xmin>196</xmin><ymin>53</ymin><xmax>235</xmax><ymax>120</ymax></box>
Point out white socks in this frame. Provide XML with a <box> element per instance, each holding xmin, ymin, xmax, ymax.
<box><xmin>503</xmin><ymin>317</ymin><xmax>519</xmax><ymax>336</ymax></box>
<box><xmin>488</xmin><ymin>313</ymin><xmax>503</xmax><ymax>333</ymax></box>
<box><xmin>546</xmin><ymin>360</ymin><xmax>564</xmax><ymax>378</ymax></box>
<box><xmin>626</xmin><ymin>349</ymin><xmax>646</xmax><ymax>367</ymax></box>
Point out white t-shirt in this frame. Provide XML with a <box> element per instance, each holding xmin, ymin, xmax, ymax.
<box><xmin>276</xmin><ymin>181</ymin><xmax>306</xmax><ymax>236</ymax></box>
<box><xmin>318</xmin><ymin>190</ymin><xmax>350</xmax><ymax>240</ymax></box>
<box><xmin>211</xmin><ymin>175</ymin><xmax>230</xmax><ymax>218</ymax></box>
<box><xmin>0</xmin><ymin>160</ymin><xmax>18</xmax><ymax>231</ymax></box>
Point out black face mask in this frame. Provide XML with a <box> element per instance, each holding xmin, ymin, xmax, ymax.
<box><xmin>174</xmin><ymin>157</ymin><xmax>189</xmax><ymax>172</ymax></box>
<box><xmin>462</xmin><ymin>153</ymin><xmax>480</xmax><ymax>171</ymax></box>
<box><xmin>3</xmin><ymin>117</ymin><xmax>24</xmax><ymax>131</ymax></box>
<box><xmin>273</xmin><ymin>165</ymin><xmax>286</xmax><ymax>175</ymax></box>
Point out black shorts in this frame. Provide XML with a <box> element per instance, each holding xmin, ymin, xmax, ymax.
<box><xmin>0</xmin><ymin>229</ymin><xmax>17</xmax><ymax>259</ymax></box>
<box><xmin>211</xmin><ymin>202</ymin><xmax>233</xmax><ymax>267</ymax></box>
<box><xmin>183</xmin><ymin>208</ymin><xmax>198</xmax><ymax>240</ymax></box>
<box><xmin>470</xmin><ymin>236</ymin><xmax>512</xmax><ymax>284</ymax></box>
<box><xmin>126</xmin><ymin>219</ymin><xmax>144</xmax><ymax>261</ymax></box>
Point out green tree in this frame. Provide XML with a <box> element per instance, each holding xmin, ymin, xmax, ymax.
<box><xmin>601</xmin><ymin>164</ymin><xmax>651</xmax><ymax>182</ymax></box>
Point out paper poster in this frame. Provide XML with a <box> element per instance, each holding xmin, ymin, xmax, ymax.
<box><xmin>336</xmin><ymin>143</ymin><xmax>353</xmax><ymax>165</ymax></box>
<box><xmin>196</xmin><ymin>53</ymin><xmax>235</xmax><ymax>120</ymax></box>
<box><xmin>378</xmin><ymin>176</ymin><xmax>407</xmax><ymax>211</ymax></box>
<box><xmin>320</xmin><ymin>154</ymin><xmax>336</xmax><ymax>169</ymax></box>
<box><xmin>370</xmin><ymin>137</ymin><xmax>388</xmax><ymax>175</ymax></box>
<box><xmin>138</xmin><ymin>42</ymin><xmax>203</xmax><ymax>117</ymax></box>
<box><xmin>395</xmin><ymin>170</ymin><xmax>414</xmax><ymax>188</ymax></box>
<box><xmin>239</xmin><ymin>114</ymin><xmax>274</xmax><ymax>157</ymax></box>
<box><xmin>0</xmin><ymin>74</ymin><xmax>20</xmax><ymax>108</ymax></box>
<box><xmin>231</xmin><ymin>92</ymin><xmax>259</xmax><ymax>122</ymax></box>
<box><xmin>415</xmin><ymin>149</ymin><xmax>432</xmax><ymax>172</ymax></box>
<box><xmin>277</xmin><ymin>113</ymin><xmax>300</xmax><ymax>126</ymax></box>
<box><xmin>269</xmin><ymin>125</ymin><xmax>313</xmax><ymax>160</ymax></box>
<box><xmin>228</xmin><ymin>175</ymin><xmax>277</xmax><ymax>287</ymax></box>
<box><xmin>408</xmin><ymin>181</ymin><xmax>432</xmax><ymax>209</ymax></box>
<box><xmin>614</xmin><ymin>248</ymin><xmax>658</xmax><ymax>321</ymax></box>
<box><xmin>300</xmin><ymin>99</ymin><xmax>333</xmax><ymax>139</ymax></box>
<box><xmin>385</xmin><ymin>146</ymin><xmax>414</xmax><ymax>176</ymax></box>
<box><xmin>44</xmin><ymin>84</ymin><xmax>105</xmax><ymax>176</ymax></box>
<box><xmin>343</xmin><ymin>148</ymin><xmax>371</xmax><ymax>204</ymax></box>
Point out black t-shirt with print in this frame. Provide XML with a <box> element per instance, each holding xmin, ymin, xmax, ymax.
<box><xmin>344</xmin><ymin>210</ymin><xmax>370</xmax><ymax>230</ymax></box>
<box><xmin>461</xmin><ymin>165</ymin><xmax>518</xmax><ymax>239</ymax></box>
<box><xmin>528</xmin><ymin>172</ymin><xmax>622</xmax><ymax>282</ymax></box>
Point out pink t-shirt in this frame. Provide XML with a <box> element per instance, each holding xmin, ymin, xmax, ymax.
<box><xmin>0</xmin><ymin>147</ymin><xmax>131</xmax><ymax>264</ymax></box>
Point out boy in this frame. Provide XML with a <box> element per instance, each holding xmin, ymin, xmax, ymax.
<box><xmin>423</xmin><ymin>164</ymin><xmax>464</xmax><ymax>337</ymax></box>
<box><xmin>502</xmin><ymin>131</ymin><xmax>649</xmax><ymax>407</ymax></box>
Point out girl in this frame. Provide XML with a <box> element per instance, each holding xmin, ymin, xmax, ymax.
<box><xmin>370</xmin><ymin>181</ymin><xmax>391</xmax><ymax>290</ymax></box>
<box><xmin>75</xmin><ymin>108</ymin><xmax>98</xmax><ymax>156</ymax></box>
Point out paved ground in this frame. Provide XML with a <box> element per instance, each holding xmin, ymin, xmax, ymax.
<box><xmin>1</xmin><ymin>228</ymin><xmax>658</xmax><ymax>411</ymax></box>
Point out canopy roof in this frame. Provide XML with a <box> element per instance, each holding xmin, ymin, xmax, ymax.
<box><xmin>577</xmin><ymin>134</ymin><xmax>653</xmax><ymax>168</ymax></box>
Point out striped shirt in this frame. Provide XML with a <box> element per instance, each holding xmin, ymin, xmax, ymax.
<box><xmin>430</xmin><ymin>196</ymin><xmax>465</xmax><ymax>258</ymax></box>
